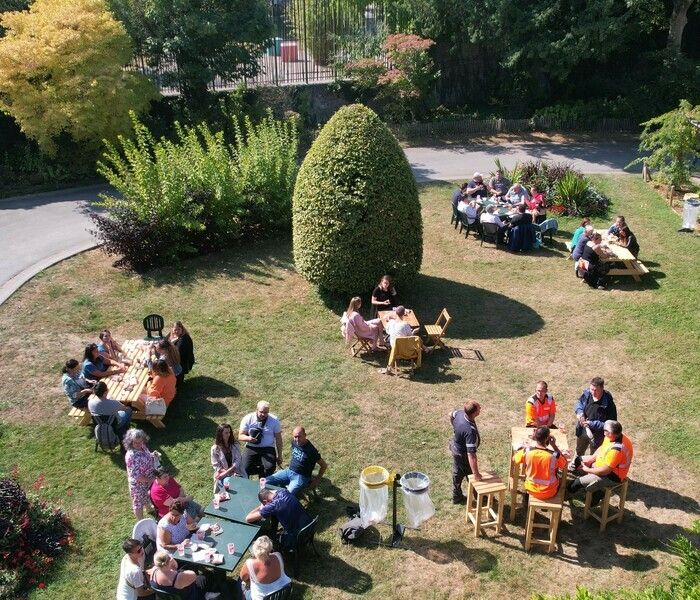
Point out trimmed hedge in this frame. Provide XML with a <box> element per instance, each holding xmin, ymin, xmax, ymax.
<box><xmin>292</xmin><ymin>104</ymin><xmax>422</xmax><ymax>294</ymax></box>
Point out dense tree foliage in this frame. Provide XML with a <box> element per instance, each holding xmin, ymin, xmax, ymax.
<box><xmin>0</xmin><ymin>0</ymin><xmax>156</xmax><ymax>155</ymax></box>
<box><xmin>293</xmin><ymin>104</ymin><xmax>422</xmax><ymax>294</ymax></box>
<box><xmin>108</xmin><ymin>0</ymin><xmax>271</xmax><ymax>110</ymax></box>
<box><xmin>386</xmin><ymin>0</ymin><xmax>699</xmax><ymax>116</ymax></box>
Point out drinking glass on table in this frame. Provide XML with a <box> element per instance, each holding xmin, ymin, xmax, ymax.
<box><xmin>213</xmin><ymin>494</ymin><xmax>220</xmax><ymax>510</ymax></box>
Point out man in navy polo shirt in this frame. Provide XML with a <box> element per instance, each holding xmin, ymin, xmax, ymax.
<box><xmin>246</xmin><ymin>488</ymin><xmax>312</xmax><ymax>548</ymax></box>
<box><xmin>265</xmin><ymin>426</ymin><xmax>327</xmax><ymax>495</ymax></box>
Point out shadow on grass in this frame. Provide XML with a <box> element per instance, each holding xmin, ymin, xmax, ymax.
<box><xmin>321</xmin><ymin>274</ymin><xmax>545</xmax><ymax>341</ymax></box>
<box><xmin>184</xmin><ymin>375</ymin><xmax>239</xmax><ymax>399</ymax></box>
<box><xmin>138</xmin><ymin>239</ymin><xmax>295</xmax><ymax>289</ymax></box>
<box><xmin>403</xmin><ymin>535</ymin><xmax>498</xmax><ymax>572</ymax></box>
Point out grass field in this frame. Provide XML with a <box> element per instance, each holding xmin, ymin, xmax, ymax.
<box><xmin>0</xmin><ymin>175</ymin><xmax>698</xmax><ymax>600</ymax></box>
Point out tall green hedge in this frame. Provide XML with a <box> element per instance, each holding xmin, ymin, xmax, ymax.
<box><xmin>292</xmin><ymin>103</ymin><xmax>422</xmax><ymax>294</ymax></box>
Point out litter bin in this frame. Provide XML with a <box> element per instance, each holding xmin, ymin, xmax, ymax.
<box><xmin>359</xmin><ymin>466</ymin><xmax>389</xmax><ymax>528</ymax></box>
<box><xmin>399</xmin><ymin>472</ymin><xmax>435</xmax><ymax>528</ymax></box>
<box><xmin>682</xmin><ymin>194</ymin><xmax>700</xmax><ymax>230</ymax></box>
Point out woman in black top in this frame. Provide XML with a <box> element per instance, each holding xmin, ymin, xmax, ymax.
<box><xmin>616</xmin><ymin>225</ymin><xmax>640</xmax><ymax>258</ymax></box>
<box><xmin>581</xmin><ymin>233</ymin><xmax>613</xmax><ymax>289</ymax></box>
<box><xmin>370</xmin><ymin>275</ymin><xmax>398</xmax><ymax>318</ymax></box>
<box><xmin>167</xmin><ymin>321</ymin><xmax>195</xmax><ymax>385</ymax></box>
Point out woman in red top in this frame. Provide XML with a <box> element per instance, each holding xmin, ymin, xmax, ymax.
<box><xmin>150</xmin><ymin>469</ymin><xmax>203</xmax><ymax>519</ymax></box>
<box><xmin>526</xmin><ymin>184</ymin><xmax>547</xmax><ymax>224</ymax></box>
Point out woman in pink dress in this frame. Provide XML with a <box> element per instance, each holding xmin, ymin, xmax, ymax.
<box><xmin>123</xmin><ymin>429</ymin><xmax>157</xmax><ymax>519</ymax></box>
<box><xmin>343</xmin><ymin>296</ymin><xmax>385</xmax><ymax>350</ymax></box>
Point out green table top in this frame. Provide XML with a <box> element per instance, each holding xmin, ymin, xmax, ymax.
<box><xmin>477</xmin><ymin>199</ymin><xmax>516</xmax><ymax>218</ymax></box>
<box><xmin>204</xmin><ymin>477</ymin><xmax>280</xmax><ymax>524</ymax></box>
<box><xmin>175</xmin><ymin>516</ymin><xmax>259</xmax><ymax>573</ymax></box>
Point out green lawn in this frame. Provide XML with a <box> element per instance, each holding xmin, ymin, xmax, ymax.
<box><xmin>0</xmin><ymin>175</ymin><xmax>698</xmax><ymax>600</ymax></box>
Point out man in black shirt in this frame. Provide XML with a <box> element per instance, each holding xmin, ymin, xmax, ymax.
<box><xmin>449</xmin><ymin>400</ymin><xmax>482</xmax><ymax>504</ymax></box>
<box><xmin>264</xmin><ymin>426</ymin><xmax>327</xmax><ymax>495</ymax></box>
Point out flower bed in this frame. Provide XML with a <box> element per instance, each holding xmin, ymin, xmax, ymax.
<box><xmin>0</xmin><ymin>471</ymin><xmax>74</xmax><ymax>598</ymax></box>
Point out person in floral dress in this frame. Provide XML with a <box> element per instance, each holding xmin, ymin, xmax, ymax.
<box><xmin>123</xmin><ymin>429</ymin><xmax>158</xmax><ymax>519</ymax></box>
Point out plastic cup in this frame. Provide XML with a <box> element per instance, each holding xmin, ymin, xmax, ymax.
<box><xmin>224</xmin><ymin>480</ymin><xmax>230</xmax><ymax>491</ymax></box>
<box><xmin>259</xmin><ymin>478</ymin><xmax>266</xmax><ymax>490</ymax></box>
<box><xmin>227</xmin><ymin>543</ymin><xmax>236</xmax><ymax>555</ymax></box>
<box><xmin>212</xmin><ymin>495</ymin><xmax>220</xmax><ymax>510</ymax></box>
<box><xmin>197</xmin><ymin>529</ymin><xmax>205</xmax><ymax>541</ymax></box>
<box><xmin>177</xmin><ymin>543</ymin><xmax>185</xmax><ymax>557</ymax></box>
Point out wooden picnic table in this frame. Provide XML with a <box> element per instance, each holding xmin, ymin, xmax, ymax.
<box><xmin>378</xmin><ymin>309</ymin><xmax>420</xmax><ymax>329</ymax></box>
<box><xmin>508</xmin><ymin>426</ymin><xmax>569</xmax><ymax>522</ymax></box>
<box><xmin>601</xmin><ymin>240</ymin><xmax>649</xmax><ymax>282</ymax></box>
<box><xmin>104</xmin><ymin>339</ymin><xmax>167</xmax><ymax>429</ymax></box>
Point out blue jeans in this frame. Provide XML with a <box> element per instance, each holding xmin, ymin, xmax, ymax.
<box><xmin>264</xmin><ymin>469</ymin><xmax>310</xmax><ymax>495</ymax></box>
<box><xmin>115</xmin><ymin>410</ymin><xmax>132</xmax><ymax>437</ymax></box>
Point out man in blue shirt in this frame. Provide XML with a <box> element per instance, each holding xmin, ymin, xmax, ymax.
<box><xmin>574</xmin><ymin>376</ymin><xmax>617</xmax><ymax>456</ymax></box>
<box><xmin>246</xmin><ymin>488</ymin><xmax>312</xmax><ymax>548</ymax></box>
<box><xmin>264</xmin><ymin>426</ymin><xmax>327</xmax><ymax>495</ymax></box>
<box><xmin>449</xmin><ymin>400</ymin><xmax>482</xmax><ymax>504</ymax></box>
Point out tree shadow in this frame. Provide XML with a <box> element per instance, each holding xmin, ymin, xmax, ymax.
<box><xmin>291</xmin><ymin>540</ymin><xmax>373</xmax><ymax>595</ymax></box>
<box><xmin>321</xmin><ymin>274</ymin><xmax>545</xmax><ymax>341</ymax></box>
<box><xmin>137</xmin><ymin>239</ymin><xmax>295</xmax><ymax>289</ymax></box>
<box><xmin>184</xmin><ymin>375</ymin><xmax>239</xmax><ymax>399</ymax></box>
<box><xmin>626</xmin><ymin>480</ymin><xmax>700</xmax><ymax>514</ymax></box>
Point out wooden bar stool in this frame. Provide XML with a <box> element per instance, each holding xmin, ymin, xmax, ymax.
<box><xmin>584</xmin><ymin>479</ymin><xmax>629</xmax><ymax>531</ymax></box>
<box><xmin>465</xmin><ymin>472</ymin><xmax>506</xmax><ymax>537</ymax></box>
<box><xmin>524</xmin><ymin>484</ymin><xmax>565</xmax><ymax>553</ymax></box>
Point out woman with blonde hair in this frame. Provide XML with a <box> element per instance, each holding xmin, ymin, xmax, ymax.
<box><xmin>239</xmin><ymin>535</ymin><xmax>291</xmax><ymax>600</ymax></box>
<box><xmin>150</xmin><ymin>550</ymin><xmax>219</xmax><ymax>599</ymax></box>
<box><xmin>341</xmin><ymin>296</ymin><xmax>385</xmax><ymax>351</ymax></box>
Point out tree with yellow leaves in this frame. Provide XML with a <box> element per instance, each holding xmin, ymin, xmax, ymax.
<box><xmin>0</xmin><ymin>0</ymin><xmax>156</xmax><ymax>155</ymax></box>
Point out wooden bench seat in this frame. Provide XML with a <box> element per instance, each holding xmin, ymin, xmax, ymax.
<box><xmin>68</xmin><ymin>406</ymin><xmax>92</xmax><ymax>426</ymax></box>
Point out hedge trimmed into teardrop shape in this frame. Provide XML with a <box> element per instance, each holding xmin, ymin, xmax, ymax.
<box><xmin>292</xmin><ymin>104</ymin><xmax>423</xmax><ymax>294</ymax></box>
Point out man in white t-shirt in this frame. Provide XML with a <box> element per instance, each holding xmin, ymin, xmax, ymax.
<box><xmin>116</xmin><ymin>539</ymin><xmax>153</xmax><ymax>600</ymax></box>
<box><xmin>239</xmin><ymin>401</ymin><xmax>284</xmax><ymax>478</ymax></box>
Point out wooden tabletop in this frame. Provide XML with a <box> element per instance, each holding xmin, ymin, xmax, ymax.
<box><xmin>510</xmin><ymin>426</ymin><xmax>569</xmax><ymax>452</ymax></box>
<box><xmin>378</xmin><ymin>309</ymin><xmax>420</xmax><ymax>328</ymax></box>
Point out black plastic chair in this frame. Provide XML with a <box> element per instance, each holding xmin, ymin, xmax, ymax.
<box><xmin>480</xmin><ymin>222</ymin><xmax>501</xmax><ymax>248</ymax></box>
<box><xmin>143</xmin><ymin>314</ymin><xmax>165</xmax><ymax>340</ymax></box>
<box><xmin>287</xmin><ymin>516</ymin><xmax>320</xmax><ymax>576</ymax></box>
<box><xmin>450</xmin><ymin>200</ymin><xmax>460</xmax><ymax>228</ymax></box>
<box><xmin>458</xmin><ymin>213</ymin><xmax>479</xmax><ymax>239</ymax></box>
<box><xmin>263</xmin><ymin>583</ymin><xmax>293</xmax><ymax>600</ymax></box>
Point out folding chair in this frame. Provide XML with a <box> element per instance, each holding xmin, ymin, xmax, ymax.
<box><xmin>287</xmin><ymin>516</ymin><xmax>320</xmax><ymax>576</ymax></box>
<box><xmin>425</xmin><ymin>309</ymin><xmax>451</xmax><ymax>349</ymax></box>
<box><xmin>480</xmin><ymin>222</ymin><xmax>500</xmax><ymax>248</ymax></box>
<box><xmin>341</xmin><ymin>312</ymin><xmax>374</xmax><ymax>357</ymax></box>
<box><xmin>538</xmin><ymin>218</ymin><xmax>559</xmax><ymax>245</ymax></box>
<box><xmin>387</xmin><ymin>336</ymin><xmax>422</xmax><ymax>372</ymax></box>
<box><xmin>143</xmin><ymin>314</ymin><xmax>165</xmax><ymax>340</ymax></box>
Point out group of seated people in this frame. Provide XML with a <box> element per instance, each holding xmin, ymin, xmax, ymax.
<box><xmin>118</xmin><ymin>402</ymin><xmax>325</xmax><ymax>600</ymax></box>
<box><xmin>569</xmin><ymin>215</ymin><xmax>640</xmax><ymax>290</ymax></box>
<box><xmin>61</xmin><ymin>322</ymin><xmax>195</xmax><ymax>438</ymax></box>
<box><xmin>452</xmin><ymin>172</ymin><xmax>547</xmax><ymax>252</ymax></box>
<box><xmin>340</xmin><ymin>275</ymin><xmax>435</xmax><ymax>359</ymax></box>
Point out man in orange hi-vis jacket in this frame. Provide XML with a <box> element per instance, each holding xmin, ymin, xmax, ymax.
<box><xmin>513</xmin><ymin>426</ymin><xmax>568</xmax><ymax>500</ymax></box>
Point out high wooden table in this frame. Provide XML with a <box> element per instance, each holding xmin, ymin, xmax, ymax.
<box><xmin>508</xmin><ymin>427</ymin><xmax>569</xmax><ymax>522</ymax></box>
<box><xmin>104</xmin><ymin>339</ymin><xmax>166</xmax><ymax>429</ymax></box>
<box><xmin>378</xmin><ymin>309</ymin><xmax>420</xmax><ymax>329</ymax></box>
<box><xmin>597</xmin><ymin>233</ymin><xmax>649</xmax><ymax>282</ymax></box>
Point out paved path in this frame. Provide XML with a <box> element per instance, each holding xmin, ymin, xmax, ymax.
<box><xmin>0</xmin><ymin>141</ymin><xmax>639</xmax><ymax>305</ymax></box>
<box><xmin>405</xmin><ymin>141</ymin><xmax>639</xmax><ymax>182</ymax></box>
<box><xmin>0</xmin><ymin>185</ymin><xmax>110</xmax><ymax>305</ymax></box>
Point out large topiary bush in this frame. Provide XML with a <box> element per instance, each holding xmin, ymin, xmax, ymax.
<box><xmin>292</xmin><ymin>104</ymin><xmax>422</xmax><ymax>294</ymax></box>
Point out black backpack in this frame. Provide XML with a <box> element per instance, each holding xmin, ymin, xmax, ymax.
<box><xmin>339</xmin><ymin>516</ymin><xmax>365</xmax><ymax>544</ymax></box>
<box><xmin>93</xmin><ymin>414</ymin><xmax>119</xmax><ymax>452</ymax></box>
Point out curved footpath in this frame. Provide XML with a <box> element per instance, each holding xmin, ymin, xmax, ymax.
<box><xmin>0</xmin><ymin>141</ymin><xmax>638</xmax><ymax>306</ymax></box>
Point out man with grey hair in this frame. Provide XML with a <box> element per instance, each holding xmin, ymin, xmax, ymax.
<box><xmin>466</xmin><ymin>172</ymin><xmax>488</xmax><ymax>199</ymax></box>
<box><xmin>239</xmin><ymin>401</ymin><xmax>283</xmax><ymax>477</ymax></box>
<box><xmin>567</xmin><ymin>420</ymin><xmax>634</xmax><ymax>506</ymax></box>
